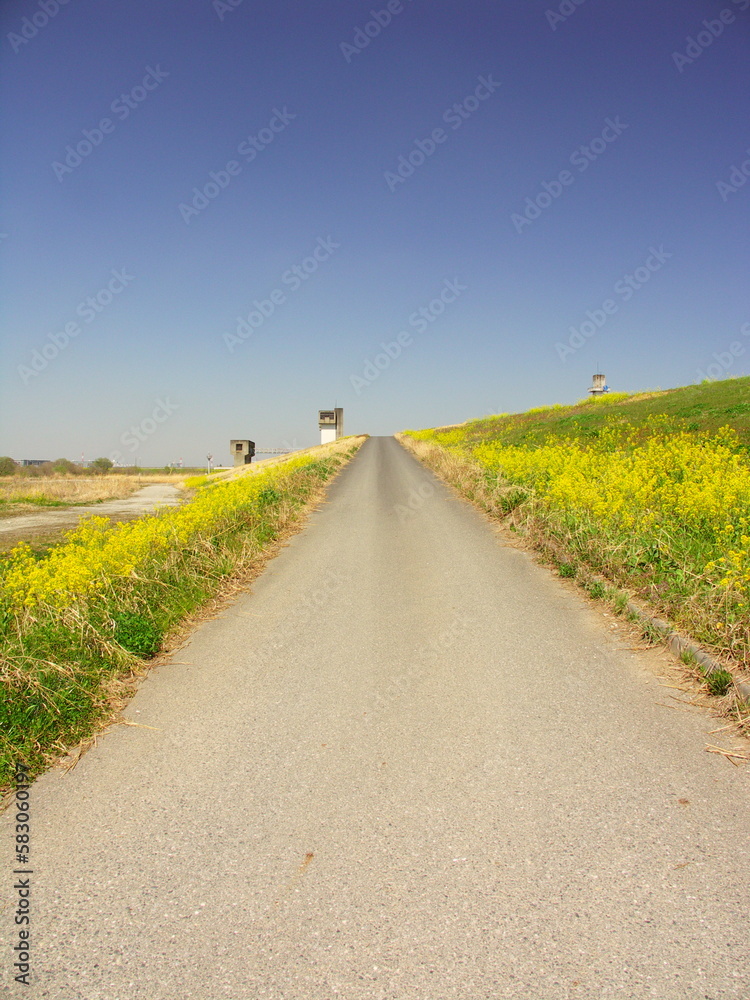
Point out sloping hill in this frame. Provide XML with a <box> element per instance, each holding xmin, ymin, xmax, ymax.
<box><xmin>401</xmin><ymin>378</ymin><xmax>750</xmax><ymax>677</ymax></box>
<box><xmin>423</xmin><ymin>378</ymin><xmax>750</xmax><ymax>450</ymax></box>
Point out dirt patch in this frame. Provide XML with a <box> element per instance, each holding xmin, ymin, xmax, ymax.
<box><xmin>0</xmin><ymin>484</ymin><xmax>184</xmax><ymax>549</ymax></box>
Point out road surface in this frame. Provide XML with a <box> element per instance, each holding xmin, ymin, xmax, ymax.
<box><xmin>3</xmin><ymin>437</ymin><xmax>749</xmax><ymax>999</ymax></box>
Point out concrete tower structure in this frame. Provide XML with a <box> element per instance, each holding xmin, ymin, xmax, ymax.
<box><xmin>319</xmin><ymin>408</ymin><xmax>344</xmax><ymax>445</ymax></box>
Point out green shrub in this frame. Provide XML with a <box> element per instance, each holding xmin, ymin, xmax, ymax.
<box><xmin>90</xmin><ymin>457</ymin><xmax>113</xmax><ymax>474</ymax></box>
<box><xmin>51</xmin><ymin>458</ymin><xmax>80</xmax><ymax>475</ymax></box>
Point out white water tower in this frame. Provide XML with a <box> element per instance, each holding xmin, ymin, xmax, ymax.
<box><xmin>319</xmin><ymin>408</ymin><xmax>343</xmax><ymax>445</ymax></box>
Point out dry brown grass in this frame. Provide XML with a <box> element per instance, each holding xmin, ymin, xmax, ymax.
<box><xmin>395</xmin><ymin>434</ymin><xmax>518</xmax><ymax>515</ymax></box>
<box><xmin>193</xmin><ymin>437</ymin><xmax>368</xmax><ymax>485</ymax></box>
<box><xmin>0</xmin><ymin>474</ymin><xmax>185</xmax><ymax>506</ymax></box>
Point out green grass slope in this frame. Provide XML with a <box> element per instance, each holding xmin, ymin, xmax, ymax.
<box><xmin>437</xmin><ymin>378</ymin><xmax>750</xmax><ymax>450</ymax></box>
<box><xmin>402</xmin><ymin>377</ymin><xmax>750</xmax><ymax>677</ymax></box>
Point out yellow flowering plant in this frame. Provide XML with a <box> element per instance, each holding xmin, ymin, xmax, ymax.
<box><xmin>405</xmin><ymin>406</ymin><xmax>750</xmax><ymax>662</ymax></box>
<box><xmin>1</xmin><ymin>454</ymin><xmax>315</xmax><ymax>611</ymax></box>
<box><xmin>0</xmin><ymin>442</ymin><xmax>362</xmax><ymax>785</ymax></box>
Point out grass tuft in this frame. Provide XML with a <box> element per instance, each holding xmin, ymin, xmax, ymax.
<box><xmin>704</xmin><ymin>668</ymin><xmax>734</xmax><ymax>697</ymax></box>
<box><xmin>612</xmin><ymin>594</ymin><xmax>628</xmax><ymax>616</ymax></box>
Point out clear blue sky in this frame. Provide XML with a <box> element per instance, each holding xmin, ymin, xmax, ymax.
<box><xmin>1</xmin><ymin>0</ymin><xmax>748</xmax><ymax>465</ymax></box>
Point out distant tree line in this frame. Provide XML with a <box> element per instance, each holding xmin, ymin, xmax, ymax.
<box><xmin>0</xmin><ymin>457</ymin><xmax>114</xmax><ymax>476</ymax></box>
<box><xmin>0</xmin><ymin>458</ymin><xmax>197</xmax><ymax>477</ymax></box>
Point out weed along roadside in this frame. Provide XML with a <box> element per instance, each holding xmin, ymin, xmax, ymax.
<box><xmin>398</xmin><ymin>379</ymin><xmax>750</xmax><ymax>717</ymax></box>
<box><xmin>0</xmin><ymin>438</ymin><xmax>365</xmax><ymax>788</ymax></box>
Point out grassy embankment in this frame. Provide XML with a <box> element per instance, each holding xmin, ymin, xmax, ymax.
<box><xmin>400</xmin><ymin>379</ymin><xmax>750</xmax><ymax>692</ymax></box>
<box><xmin>0</xmin><ymin>438</ymin><xmax>364</xmax><ymax>786</ymax></box>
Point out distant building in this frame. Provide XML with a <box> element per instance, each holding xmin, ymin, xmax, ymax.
<box><xmin>588</xmin><ymin>373</ymin><xmax>609</xmax><ymax>396</ymax></box>
<box><xmin>230</xmin><ymin>440</ymin><xmax>256</xmax><ymax>466</ymax></box>
<box><xmin>319</xmin><ymin>408</ymin><xmax>344</xmax><ymax>444</ymax></box>
<box><xmin>19</xmin><ymin>459</ymin><xmax>50</xmax><ymax>467</ymax></box>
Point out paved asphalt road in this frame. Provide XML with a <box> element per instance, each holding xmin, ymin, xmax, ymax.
<box><xmin>3</xmin><ymin>437</ymin><xmax>749</xmax><ymax>999</ymax></box>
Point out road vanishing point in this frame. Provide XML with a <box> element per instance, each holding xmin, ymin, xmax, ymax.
<box><xmin>4</xmin><ymin>437</ymin><xmax>750</xmax><ymax>999</ymax></box>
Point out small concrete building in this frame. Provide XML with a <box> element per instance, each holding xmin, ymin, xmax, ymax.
<box><xmin>230</xmin><ymin>440</ymin><xmax>255</xmax><ymax>466</ymax></box>
<box><xmin>319</xmin><ymin>408</ymin><xmax>344</xmax><ymax>445</ymax></box>
<box><xmin>588</xmin><ymin>374</ymin><xmax>608</xmax><ymax>396</ymax></box>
